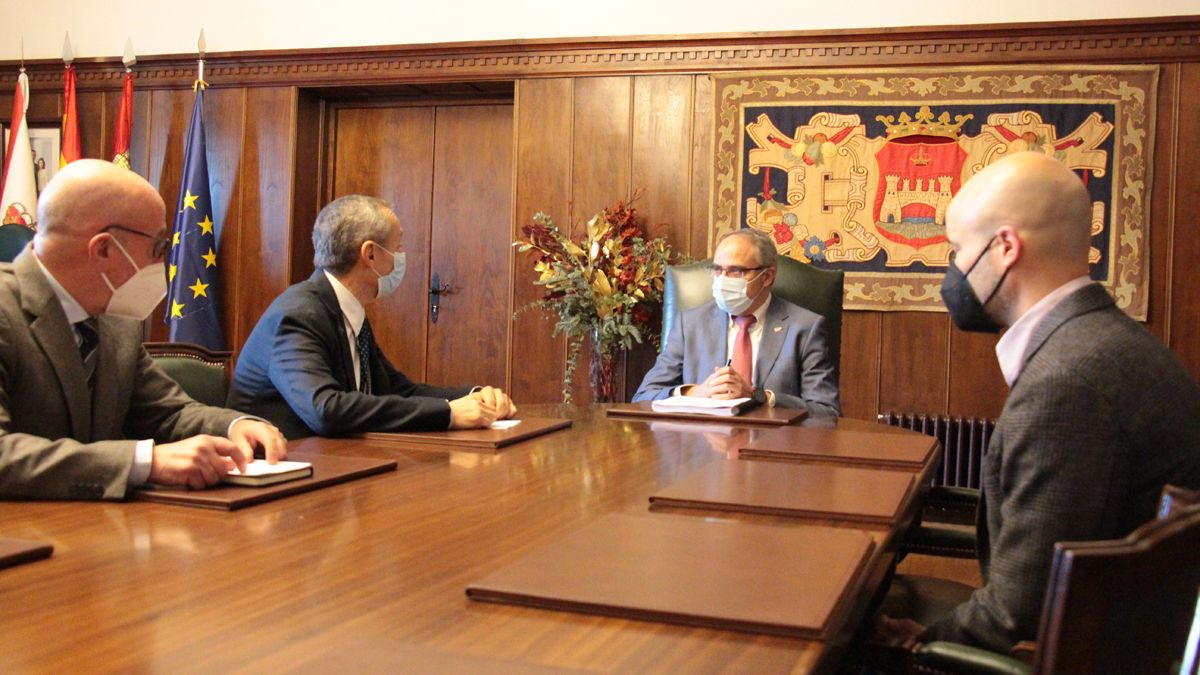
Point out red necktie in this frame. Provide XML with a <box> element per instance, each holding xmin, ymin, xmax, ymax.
<box><xmin>732</xmin><ymin>315</ymin><xmax>756</xmax><ymax>385</ymax></box>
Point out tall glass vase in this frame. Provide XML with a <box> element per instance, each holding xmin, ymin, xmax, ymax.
<box><xmin>589</xmin><ymin>326</ymin><xmax>616</xmax><ymax>403</ymax></box>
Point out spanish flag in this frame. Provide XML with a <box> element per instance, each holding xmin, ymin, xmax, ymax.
<box><xmin>60</xmin><ymin>64</ymin><xmax>81</xmax><ymax>167</ymax></box>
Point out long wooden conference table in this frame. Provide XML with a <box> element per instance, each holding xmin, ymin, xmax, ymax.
<box><xmin>0</xmin><ymin>404</ymin><xmax>940</xmax><ymax>673</ymax></box>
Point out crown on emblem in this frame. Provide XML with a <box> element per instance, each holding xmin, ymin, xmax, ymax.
<box><xmin>876</xmin><ymin>105</ymin><xmax>973</xmax><ymax>140</ymax></box>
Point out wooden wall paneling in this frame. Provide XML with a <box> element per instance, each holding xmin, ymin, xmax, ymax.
<box><xmin>426</xmin><ymin>104</ymin><xmax>514</xmax><ymax>388</ymax></box>
<box><xmin>569</xmin><ymin>77</ymin><xmax>633</xmax><ymax>403</ymax></box>
<box><xmin>288</xmin><ymin>90</ymin><xmax>324</xmax><ymax>285</ymax></box>
<box><xmin>510</xmin><ymin>78</ymin><xmax>574</xmax><ymax>404</ymax></box>
<box><xmin>329</xmin><ymin>104</ymin><xmax>435</xmax><ymax>381</ymax></box>
<box><xmin>76</xmin><ymin>90</ymin><xmax>109</xmax><ymax>161</ymax></box>
<box><xmin>839</xmin><ymin>311</ymin><xmax>881</xmax><ymax>420</ymax></box>
<box><xmin>689</xmin><ymin>75</ymin><xmax>715</xmax><ymax>263</ymax></box>
<box><xmin>1169</xmin><ymin>62</ymin><xmax>1200</xmax><ymax>380</ymax></box>
<box><xmin>144</xmin><ymin>88</ymin><xmax>193</xmax><ymax>341</ymax></box>
<box><xmin>1143</xmin><ymin>63</ymin><xmax>1177</xmax><ymax>345</ymax></box>
<box><xmin>624</xmin><ymin>75</ymin><xmax>696</xmax><ymax>401</ymax></box>
<box><xmin>236</xmin><ymin>87</ymin><xmax>299</xmax><ymax>356</ymax></box>
<box><xmin>127</xmin><ymin>89</ymin><xmax>154</xmax><ymax>178</ymax></box>
<box><xmin>946</xmin><ymin>330</ymin><xmax>1007</xmax><ymax>419</ymax></box>
<box><xmin>877</xmin><ymin>313</ymin><xmax>950</xmax><ymax>415</ymax></box>
<box><xmin>201</xmin><ymin>88</ymin><xmax>248</xmax><ymax>352</ymax></box>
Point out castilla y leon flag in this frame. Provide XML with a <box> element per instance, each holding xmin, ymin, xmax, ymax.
<box><xmin>112</xmin><ymin>70</ymin><xmax>134</xmax><ymax>168</ymax></box>
<box><xmin>60</xmin><ymin>64</ymin><xmax>81</xmax><ymax>167</ymax></box>
<box><xmin>1</xmin><ymin>70</ymin><xmax>38</xmax><ymax>229</ymax></box>
<box><xmin>165</xmin><ymin>85</ymin><xmax>224</xmax><ymax>349</ymax></box>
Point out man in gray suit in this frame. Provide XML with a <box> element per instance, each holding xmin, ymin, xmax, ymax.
<box><xmin>0</xmin><ymin>159</ymin><xmax>286</xmax><ymax>499</ymax></box>
<box><xmin>632</xmin><ymin>228</ymin><xmax>840</xmax><ymax>417</ymax></box>
<box><xmin>879</xmin><ymin>152</ymin><xmax>1200</xmax><ymax>651</ymax></box>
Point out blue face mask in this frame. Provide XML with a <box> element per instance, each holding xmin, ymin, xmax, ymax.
<box><xmin>370</xmin><ymin>243</ymin><xmax>407</xmax><ymax>299</ymax></box>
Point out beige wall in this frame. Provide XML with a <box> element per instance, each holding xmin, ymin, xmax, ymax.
<box><xmin>3</xmin><ymin>0</ymin><xmax>1199</xmax><ymax>60</ymax></box>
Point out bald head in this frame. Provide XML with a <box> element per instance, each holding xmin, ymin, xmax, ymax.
<box><xmin>947</xmin><ymin>152</ymin><xmax>1092</xmax><ymax>267</ymax></box>
<box><xmin>37</xmin><ymin>159</ymin><xmax>165</xmax><ymax>241</ymax></box>
<box><xmin>32</xmin><ymin>159</ymin><xmax>169</xmax><ymax>316</ymax></box>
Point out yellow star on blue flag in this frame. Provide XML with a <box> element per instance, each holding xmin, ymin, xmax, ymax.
<box><xmin>165</xmin><ymin>87</ymin><xmax>224</xmax><ymax>349</ymax></box>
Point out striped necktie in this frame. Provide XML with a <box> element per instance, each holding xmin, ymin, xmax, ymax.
<box><xmin>356</xmin><ymin>319</ymin><xmax>373</xmax><ymax>394</ymax></box>
<box><xmin>76</xmin><ymin>318</ymin><xmax>99</xmax><ymax>390</ymax></box>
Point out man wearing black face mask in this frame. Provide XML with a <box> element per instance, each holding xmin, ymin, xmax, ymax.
<box><xmin>228</xmin><ymin>195</ymin><xmax>516</xmax><ymax>438</ymax></box>
<box><xmin>632</xmin><ymin>228</ymin><xmax>840</xmax><ymax>417</ymax></box>
<box><xmin>877</xmin><ymin>152</ymin><xmax>1200</xmax><ymax>652</ymax></box>
<box><xmin>0</xmin><ymin>160</ymin><xmax>287</xmax><ymax>499</ymax></box>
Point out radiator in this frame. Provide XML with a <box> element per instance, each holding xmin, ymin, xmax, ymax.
<box><xmin>877</xmin><ymin>412</ymin><xmax>996</xmax><ymax>489</ymax></box>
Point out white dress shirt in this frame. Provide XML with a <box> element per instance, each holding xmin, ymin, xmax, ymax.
<box><xmin>323</xmin><ymin>270</ymin><xmax>369</xmax><ymax>391</ymax></box>
<box><xmin>995</xmin><ymin>276</ymin><xmax>1095</xmax><ymax>386</ymax></box>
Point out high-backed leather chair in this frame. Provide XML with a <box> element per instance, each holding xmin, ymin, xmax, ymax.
<box><xmin>0</xmin><ymin>224</ymin><xmax>34</xmax><ymax>263</ymax></box>
<box><xmin>908</xmin><ymin>490</ymin><xmax>1200</xmax><ymax>675</ymax></box>
<box><xmin>662</xmin><ymin>256</ymin><xmax>844</xmax><ymax>374</ymax></box>
<box><xmin>144</xmin><ymin>342</ymin><xmax>232</xmax><ymax>408</ymax></box>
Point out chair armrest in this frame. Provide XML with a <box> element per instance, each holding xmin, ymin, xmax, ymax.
<box><xmin>902</xmin><ymin>525</ymin><xmax>978</xmax><ymax>559</ymax></box>
<box><xmin>928</xmin><ymin>486</ymin><xmax>981</xmax><ymax>507</ymax></box>
<box><xmin>1007</xmin><ymin>641</ymin><xmax>1037</xmax><ymax>665</ymax></box>
<box><xmin>914</xmin><ymin>641</ymin><xmax>1032</xmax><ymax>675</ymax></box>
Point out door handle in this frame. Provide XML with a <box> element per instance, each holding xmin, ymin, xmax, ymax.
<box><xmin>429</xmin><ymin>272</ymin><xmax>454</xmax><ymax>324</ymax></box>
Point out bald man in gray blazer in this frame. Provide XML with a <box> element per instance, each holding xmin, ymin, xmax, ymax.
<box><xmin>878</xmin><ymin>152</ymin><xmax>1200</xmax><ymax>652</ymax></box>
<box><xmin>0</xmin><ymin>160</ymin><xmax>286</xmax><ymax>500</ymax></box>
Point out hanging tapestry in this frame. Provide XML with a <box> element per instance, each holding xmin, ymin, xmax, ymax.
<box><xmin>711</xmin><ymin>66</ymin><xmax>1157</xmax><ymax>318</ymax></box>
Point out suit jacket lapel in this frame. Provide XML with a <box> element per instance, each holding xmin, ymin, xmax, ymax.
<box><xmin>311</xmin><ymin>271</ymin><xmax>356</xmax><ymax>390</ymax></box>
<box><xmin>699</xmin><ymin>303</ymin><xmax>729</xmax><ymax>377</ymax></box>
<box><xmin>754</xmin><ymin>295</ymin><xmax>789</xmax><ymax>387</ymax></box>
<box><xmin>15</xmin><ymin>252</ymin><xmax>92</xmax><ymax>440</ymax></box>
<box><xmin>91</xmin><ymin>315</ymin><xmax>128</xmax><ymax>440</ymax></box>
<box><xmin>1015</xmin><ymin>284</ymin><xmax>1113</xmax><ymax>387</ymax></box>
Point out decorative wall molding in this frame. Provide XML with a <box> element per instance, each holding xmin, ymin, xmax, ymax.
<box><xmin>1</xmin><ymin>17</ymin><xmax>1198</xmax><ymax>92</ymax></box>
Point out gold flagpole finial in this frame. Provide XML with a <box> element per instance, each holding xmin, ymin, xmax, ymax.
<box><xmin>195</xmin><ymin>29</ymin><xmax>207</xmax><ymax>91</ymax></box>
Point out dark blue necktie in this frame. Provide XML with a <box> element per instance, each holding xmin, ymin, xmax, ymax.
<box><xmin>76</xmin><ymin>318</ymin><xmax>99</xmax><ymax>390</ymax></box>
<box><xmin>356</xmin><ymin>319</ymin><xmax>373</xmax><ymax>395</ymax></box>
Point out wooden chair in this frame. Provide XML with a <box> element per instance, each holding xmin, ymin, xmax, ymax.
<box><xmin>144</xmin><ymin>342</ymin><xmax>233</xmax><ymax>407</ymax></box>
<box><xmin>662</xmin><ymin>256</ymin><xmax>844</xmax><ymax>374</ymax></box>
<box><xmin>909</xmin><ymin>493</ymin><xmax>1200</xmax><ymax>675</ymax></box>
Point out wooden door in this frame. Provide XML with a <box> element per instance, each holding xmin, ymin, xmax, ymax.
<box><xmin>330</xmin><ymin>106</ymin><xmax>435</xmax><ymax>380</ymax></box>
<box><xmin>426</xmin><ymin>105</ymin><xmax>513</xmax><ymax>388</ymax></box>
<box><xmin>328</xmin><ymin>102</ymin><xmax>513</xmax><ymax>390</ymax></box>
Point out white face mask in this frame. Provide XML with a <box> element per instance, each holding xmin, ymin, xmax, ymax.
<box><xmin>371</xmin><ymin>243</ymin><xmax>407</xmax><ymax>299</ymax></box>
<box><xmin>102</xmin><ymin>236</ymin><xmax>167</xmax><ymax>320</ymax></box>
<box><xmin>712</xmin><ymin>272</ymin><xmax>765</xmax><ymax>316</ymax></box>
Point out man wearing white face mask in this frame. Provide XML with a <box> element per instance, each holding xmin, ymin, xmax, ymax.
<box><xmin>228</xmin><ymin>195</ymin><xmax>516</xmax><ymax>438</ymax></box>
<box><xmin>0</xmin><ymin>159</ymin><xmax>288</xmax><ymax>499</ymax></box>
<box><xmin>633</xmin><ymin>228</ymin><xmax>840</xmax><ymax>417</ymax></box>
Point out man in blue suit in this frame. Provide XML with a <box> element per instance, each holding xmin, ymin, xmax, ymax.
<box><xmin>632</xmin><ymin>228</ymin><xmax>840</xmax><ymax>417</ymax></box>
<box><xmin>227</xmin><ymin>195</ymin><xmax>516</xmax><ymax>439</ymax></box>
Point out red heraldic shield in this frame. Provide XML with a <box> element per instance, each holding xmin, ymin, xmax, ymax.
<box><xmin>872</xmin><ymin>138</ymin><xmax>966</xmax><ymax>249</ymax></box>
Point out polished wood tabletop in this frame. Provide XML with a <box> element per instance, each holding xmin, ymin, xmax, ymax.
<box><xmin>0</xmin><ymin>405</ymin><xmax>937</xmax><ymax>674</ymax></box>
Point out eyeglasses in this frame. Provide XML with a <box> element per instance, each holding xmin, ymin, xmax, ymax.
<box><xmin>104</xmin><ymin>225</ymin><xmax>170</xmax><ymax>260</ymax></box>
<box><xmin>708</xmin><ymin>264</ymin><xmax>764</xmax><ymax>279</ymax></box>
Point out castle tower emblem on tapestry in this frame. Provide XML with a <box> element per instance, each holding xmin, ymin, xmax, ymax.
<box><xmin>872</xmin><ymin>106</ymin><xmax>971</xmax><ymax>250</ymax></box>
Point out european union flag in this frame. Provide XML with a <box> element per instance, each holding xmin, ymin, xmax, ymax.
<box><xmin>165</xmin><ymin>87</ymin><xmax>224</xmax><ymax>349</ymax></box>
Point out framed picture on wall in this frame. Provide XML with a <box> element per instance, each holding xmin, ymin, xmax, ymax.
<box><xmin>2</xmin><ymin>126</ymin><xmax>60</xmax><ymax>195</ymax></box>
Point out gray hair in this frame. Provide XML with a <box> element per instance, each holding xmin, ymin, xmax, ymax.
<box><xmin>312</xmin><ymin>195</ymin><xmax>396</xmax><ymax>274</ymax></box>
<box><xmin>716</xmin><ymin>228</ymin><xmax>778</xmax><ymax>268</ymax></box>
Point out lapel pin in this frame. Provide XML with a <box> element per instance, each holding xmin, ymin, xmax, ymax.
<box><xmin>773</xmin><ymin>326</ymin><xmax>782</xmax><ymax>332</ymax></box>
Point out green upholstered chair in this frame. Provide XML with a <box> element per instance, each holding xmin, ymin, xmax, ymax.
<box><xmin>0</xmin><ymin>224</ymin><xmax>34</xmax><ymax>263</ymax></box>
<box><xmin>144</xmin><ymin>342</ymin><xmax>232</xmax><ymax>408</ymax></box>
<box><xmin>661</xmin><ymin>256</ymin><xmax>845</xmax><ymax>375</ymax></box>
<box><xmin>907</xmin><ymin>492</ymin><xmax>1200</xmax><ymax>675</ymax></box>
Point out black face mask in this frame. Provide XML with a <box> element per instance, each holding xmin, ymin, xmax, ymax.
<box><xmin>940</xmin><ymin>235</ymin><xmax>1008</xmax><ymax>333</ymax></box>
